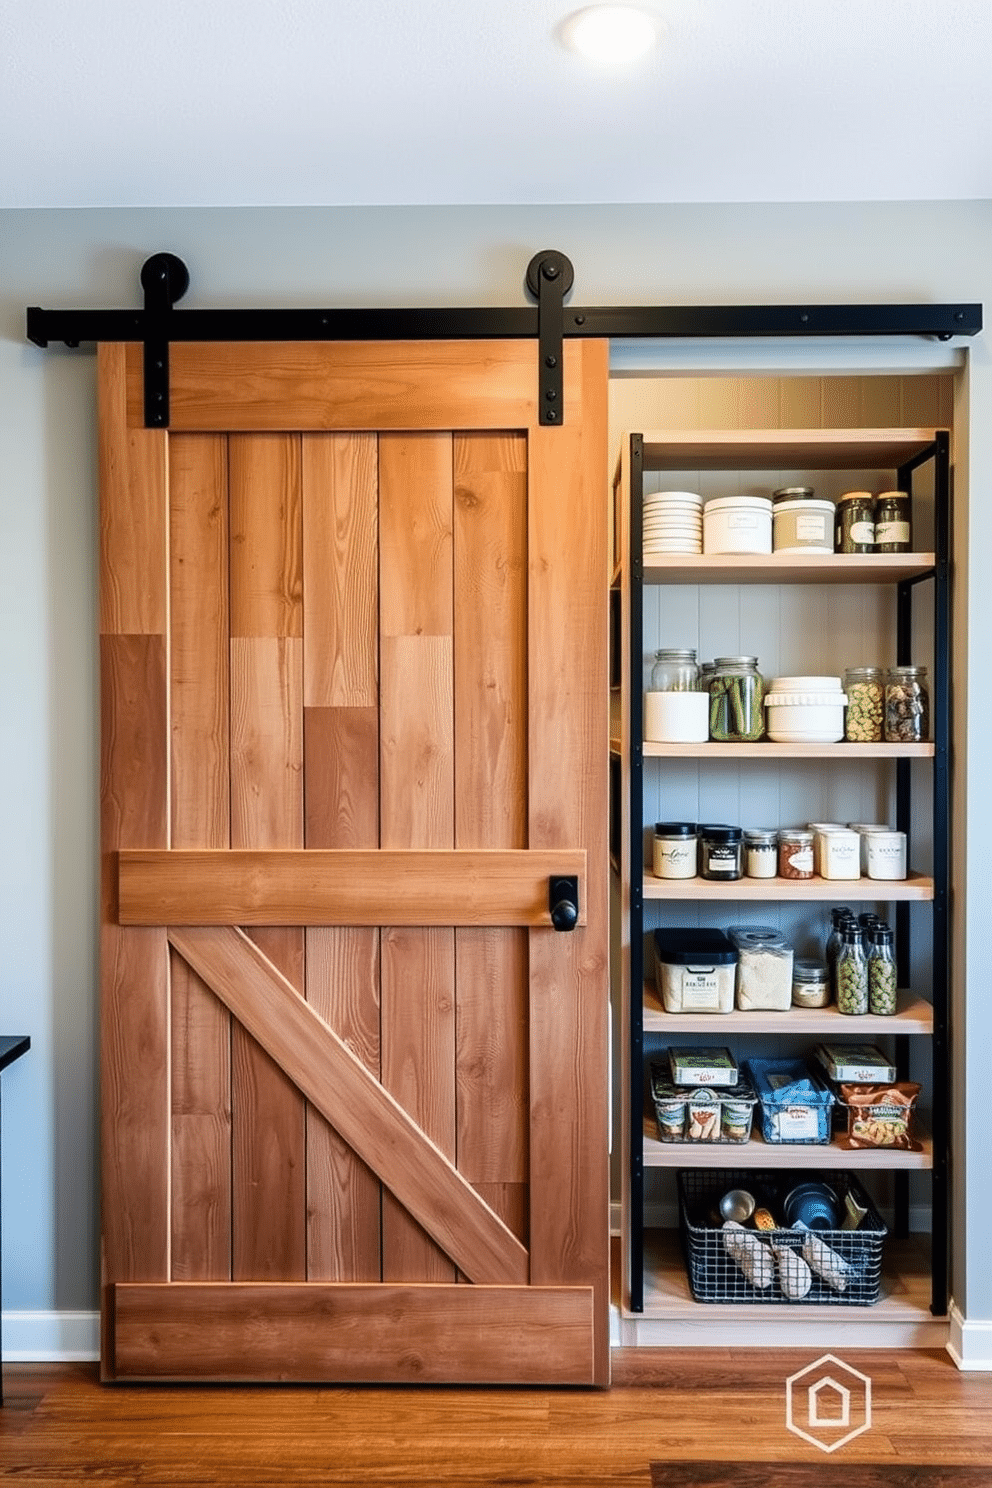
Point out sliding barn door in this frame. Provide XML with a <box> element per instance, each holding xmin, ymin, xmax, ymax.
<box><xmin>98</xmin><ymin>337</ymin><xmax>610</xmax><ymax>1385</ymax></box>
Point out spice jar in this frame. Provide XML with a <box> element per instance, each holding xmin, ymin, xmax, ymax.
<box><xmin>836</xmin><ymin>924</ymin><xmax>869</xmax><ymax>1015</ymax></box>
<box><xmin>844</xmin><ymin>666</ymin><xmax>884</xmax><ymax>742</ymax></box>
<box><xmin>652</xmin><ymin>822</ymin><xmax>697</xmax><ymax>880</ymax></box>
<box><xmin>885</xmin><ymin>665</ymin><xmax>929</xmax><ymax>742</ymax></box>
<box><xmin>708</xmin><ymin>657</ymin><xmax>765</xmax><ymax>742</ymax></box>
<box><xmin>650</xmin><ymin>648</ymin><xmax>699</xmax><ymax>692</ymax></box>
<box><xmin>874</xmin><ymin>491</ymin><xmax>912</xmax><ymax>553</ymax></box>
<box><xmin>835</xmin><ymin>491</ymin><xmax>876</xmax><ymax>554</ymax></box>
<box><xmin>778</xmin><ymin>828</ymin><xmax>814</xmax><ymax>880</ymax></box>
<box><xmin>792</xmin><ymin>958</ymin><xmax>831</xmax><ymax>1009</ymax></box>
<box><xmin>698</xmin><ymin>824</ymin><xmax>744</xmax><ymax>881</ymax></box>
<box><xmin>867</xmin><ymin>926</ymin><xmax>898</xmax><ymax>1015</ymax></box>
<box><xmin>743</xmin><ymin>828</ymin><xmax>778</xmax><ymax>879</ymax></box>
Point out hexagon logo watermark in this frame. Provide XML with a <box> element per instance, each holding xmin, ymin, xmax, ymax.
<box><xmin>785</xmin><ymin>1353</ymin><xmax>872</xmax><ymax>1452</ymax></box>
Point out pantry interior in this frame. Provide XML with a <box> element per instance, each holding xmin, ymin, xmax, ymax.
<box><xmin>606</xmin><ymin>360</ymin><xmax>959</xmax><ymax>1349</ymax></box>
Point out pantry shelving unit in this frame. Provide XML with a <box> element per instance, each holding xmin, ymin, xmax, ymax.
<box><xmin>610</xmin><ymin>426</ymin><xmax>950</xmax><ymax>1346</ymax></box>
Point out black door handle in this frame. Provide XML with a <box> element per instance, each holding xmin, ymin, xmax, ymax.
<box><xmin>549</xmin><ymin>875</ymin><xmax>579</xmax><ymax>931</ymax></box>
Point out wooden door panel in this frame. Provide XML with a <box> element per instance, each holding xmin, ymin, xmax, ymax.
<box><xmin>113</xmin><ymin>1281</ymin><xmax>596</xmax><ymax>1385</ymax></box>
<box><xmin>100</xmin><ymin>337</ymin><xmax>609</xmax><ymax>1384</ymax></box>
<box><xmin>167</xmin><ymin>927</ymin><xmax>529</xmax><ymax>1287</ymax></box>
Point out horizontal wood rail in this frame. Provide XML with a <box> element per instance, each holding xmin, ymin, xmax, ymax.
<box><xmin>119</xmin><ymin>848</ymin><xmax>586</xmax><ymax>926</ymax></box>
<box><xmin>113</xmin><ymin>1281</ymin><xmax>595</xmax><ymax>1384</ymax></box>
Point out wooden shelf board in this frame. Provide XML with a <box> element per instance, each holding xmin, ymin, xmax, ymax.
<box><xmin>632</xmin><ymin>1230</ymin><xmax>939</xmax><ymax>1324</ymax></box>
<box><xmin>642</xmin><ymin>984</ymin><xmax>934</xmax><ymax>1034</ymax></box>
<box><xmin>642</xmin><ymin>552</ymin><xmax>936</xmax><ymax>584</ymax></box>
<box><xmin>643</xmin><ymin>740</ymin><xmax>935</xmax><ymax>759</ymax></box>
<box><xmin>642</xmin><ymin>872</ymin><xmax>933</xmax><ymax>901</ymax></box>
<box><xmin>638</xmin><ymin>427</ymin><xmax>939</xmax><ymax>471</ymax></box>
<box><xmin>641</xmin><ymin>1117</ymin><xmax>933</xmax><ymax>1170</ymax></box>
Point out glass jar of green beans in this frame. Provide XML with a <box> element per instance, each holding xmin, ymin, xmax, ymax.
<box><xmin>708</xmin><ymin>656</ymin><xmax>766</xmax><ymax>742</ymax></box>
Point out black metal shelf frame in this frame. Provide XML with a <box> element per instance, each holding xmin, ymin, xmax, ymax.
<box><xmin>624</xmin><ymin>433</ymin><xmax>950</xmax><ymax>1319</ymax></box>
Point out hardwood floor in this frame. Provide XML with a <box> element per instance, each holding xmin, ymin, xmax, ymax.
<box><xmin>1</xmin><ymin>1349</ymin><xmax>990</xmax><ymax>1487</ymax></box>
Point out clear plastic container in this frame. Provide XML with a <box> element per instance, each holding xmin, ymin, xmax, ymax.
<box><xmin>836</xmin><ymin>926</ymin><xmax>869</xmax><ymax>1015</ymax></box>
<box><xmin>867</xmin><ymin>926</ymin><xmax>898</xmax><ymax>1015</ymax></box>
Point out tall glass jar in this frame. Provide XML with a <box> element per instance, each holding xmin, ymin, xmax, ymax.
<box><xmin>843</xmin><ymin>666</ymin><xmax>884</xmax><ymax>742</ymax></box>
<box><xmin>867</xmin><ymin>926</ymin><xmax>898</xmax><ymax>1015</ymax></box>
<box><xmin>650</xmin><ymin>648</ymin><xmax>699</xmax><ymax>692</ymax></box>
<box><xmin>874</xmin><ymin>491</ymin><xmax>912</xmax><ymax>552</ymax></box>
<box><xmin>836</xmin><ymin>925</ymin><xmax>869</xmax><ymax>1015</ymax></box>
<box><xmin>708</xmin><ymin>656</ymin><xmax>765</xmax><ymax>741</ymax></box>
<box><xmin>884</xmin><ymin>665</ymin><xmax>930</xmax><ymax>742</ymax></box>
<box><xmin>835</xmin><ymin>491</ymin><xmax>876</xmax><ymax>553</ymax></box>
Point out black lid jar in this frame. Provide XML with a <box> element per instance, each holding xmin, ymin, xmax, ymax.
<box><xmin>698</xmin><ymin>824</ymin><xmax>743</xmax><ymax>881</ymax></box>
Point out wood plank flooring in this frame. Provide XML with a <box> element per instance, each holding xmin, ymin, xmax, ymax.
<box><xmin>2</xmin><ymin>1349</ymin><xmax>990</xmax><ymax>1487</ymax></box>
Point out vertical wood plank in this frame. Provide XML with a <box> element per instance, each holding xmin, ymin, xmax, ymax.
<box><xmin>98</xmin><ymin>344</ymin><xmax>171</xmax><ymax>1380</ymax></box>
<box><xmin>527</xmin><ymin>340</ymin><xmax>611</xmax><ymax>1385</ymax></box>
<box><xmin>168</xmin><ymin>434</ymin><xmax>232</xmax><ymax>1281</ymax></box>
<box><xmin>229</xmin><ymin>433</ymin><xmax>307</xmax><ymax>1283</ymax></box>
<box><xmin>302</xmin><ymin>429</ymin><xmax>383</xmax><ymax>1280</ymax></box>
<box><xmin>302</xmin><ymin>433</ymin><xmax>378</xmax><ymax>707</ymax></box>
<box><xmin>452</xmin><ymin>433</ymin><xmax>529</xmax><ymax>1212</ymax></box>
<box><xmin>379</xmin><ymin>433</ymin><xmax>456</xmax><ymax>1282</ymax></box>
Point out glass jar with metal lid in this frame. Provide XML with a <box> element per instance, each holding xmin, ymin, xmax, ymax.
<box><xmin>743</xmin><ymin>828</ymin><xmax>778</xmax><ymax>878</ymax></box>
<box><xmin>778</xmin><ymin>827</ymin><xmax>814</xmax><ymax>880</ymax></box>
<box><xmin>874</xmin><ymin>490</ymin><xmax>912</xmax><ymax>553</ymax></box>
<box><xmin>884</xmin><ymin>664</ymin><xmax>929</xmax><ymax>742</ymax></box>
<box><xmin>650</xmin><ymin>647</ymin><xmax>699</xmax><ymax>692</ymax></box>
<box><xmin>652</xmin><ymin>822</ymin><xmax>697</xmax><ymax>880</ymax></box>
<box><xmin>844</xmin><ymin>666</ymin><xmax>884</xmax><ymax>741</ymax></box>
<box><xmin>792</xmin><ymin>957</ymin><xmax>831</xmax><ymax>1009</ymax></box>
<box><xmin>708</xmin><ymin>656</ymin><xmax>765</xmax><ymax>742</ymax></box>
<box><xmin>835</xmin><ymin>491</ymin><xmax>876</xmax><ymax>554</ymax></box>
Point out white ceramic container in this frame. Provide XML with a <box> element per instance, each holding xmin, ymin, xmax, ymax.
<box><xmin>702</xmin><ymin>496</ymin><xmax>773</xmax><ymax>555</ymax></box>
<box><xmin>644</xmin><ymin>690</ymin><xmax>710</xmax><ymax>742</ymax></box>
<box><xmin>763</xmin><ymin>675</ymin><xmax>847</xmax><ymax>743</ymax></box>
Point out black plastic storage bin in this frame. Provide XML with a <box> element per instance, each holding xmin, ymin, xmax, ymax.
<box><xmin>677</xmin><ymin>1168</ymin><xmax>888</xmax><ymax>1306</ymax></box>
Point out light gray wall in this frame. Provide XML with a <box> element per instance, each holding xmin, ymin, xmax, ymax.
<box><xmin>2</xmin><ymin>201</ymin><xmax>990</xmax><ymax>1333</ymax></box>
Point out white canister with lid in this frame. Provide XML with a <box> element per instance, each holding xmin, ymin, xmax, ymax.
<box><xmin>866</xmin><ymin>830</ymin><xmax>908</xmax><ymax>880</ymax></box>
<box><xmin>764</xmin><ymin>675</ymin><xmax>847</xmax><ymax>743</ymax></box>
<box><xmin>849</xmin><ymin>822</ymin><xmax>890</xmax><ymax>873</ymax></box>
<box><xmin>772</xmin><ymin>496</ymin><xmax>835</xmax><ymax>554</ymax></box>
<box><xmin>818</xmin><ymin>827</ymin><xmax>862</xmax><ymax>880</ymax></box>
<box><xmin>702</xmin><ymin>496</ymin><xmax>773</xmax><ymax>555</ymax></box>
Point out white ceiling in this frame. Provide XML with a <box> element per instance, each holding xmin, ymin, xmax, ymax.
<box><xmin>3</xmin><ymin>0</ymin><xmax>991</xmax><ymax>210</ymax></box>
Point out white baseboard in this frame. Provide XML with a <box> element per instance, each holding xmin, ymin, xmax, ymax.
<box><xmin>947</xmin><ymin>1302</ymin><xmax>992</xmax><ymax>1371</ymax></box>
<box><xmin>3</xmin><ymin>1310</ymin><xmax>100</xmax><ymax>1362</ymax></box>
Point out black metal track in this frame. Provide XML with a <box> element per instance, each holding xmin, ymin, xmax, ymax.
<box><xmin>25</xmin><ymin>299</ymin><xmax>983</xmax><ymax>349</ymax></box>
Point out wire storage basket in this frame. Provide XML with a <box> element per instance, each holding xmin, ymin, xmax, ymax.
<box><xmin>678</xmin><ymin>1169</ymin><xmax>888</xmax><ymax>1306</ymax></box>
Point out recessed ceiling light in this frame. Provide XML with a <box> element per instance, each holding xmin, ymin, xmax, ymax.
<box><xmin>563</xmin><ymin>5</ymin><xmax>659</xmax><ymax>64</ymax></box>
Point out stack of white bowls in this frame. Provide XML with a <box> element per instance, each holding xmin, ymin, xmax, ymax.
<box><xmin>643</xmin><ymin>490</ymin><xmax>703</xmax><ymax>556</ymax></box>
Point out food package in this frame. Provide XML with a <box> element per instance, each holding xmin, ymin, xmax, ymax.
<box><xmin>837</xmin><ymin>1081</ymin><xmax>922</xmax><ymax>1150</ymax></box>
<box><xmin>727</xmin><ymin>925</ymin><xmax>794</xmax><ymax>1011</ymax></box>
<box><xmin>722</xmin><ymin>1221</ymin><xmax>775</xmax><ymax>1289</ymax></box>
<box><xmin>668</xmin><ymin>1046</ymin><xmax>739</xmax><ymax>1087</ymax></box>
<box><xmin>798</xmin><ymin>1225</ymin><xmax>852</xmax><ymax>1294</ymax></box>
<box><xmin>771</xmin><ymin>1241</ymin><xmax>813</xmax><ymax>1300</ymax></box>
